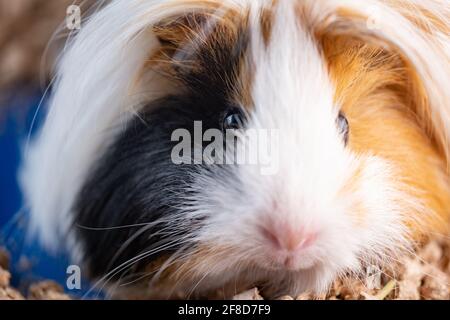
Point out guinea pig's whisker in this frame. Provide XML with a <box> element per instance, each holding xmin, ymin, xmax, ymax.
<box><xmin>102</xmin><ymin>241</ymin><xmax>188</xmax><ymax>298</ymax></box>
<box><xmin>107</xmin><ymin>224</ymin><xmax>165</xmax><ymax>271</ymax></box>
<box><xmin>230</xmin><ymin>259</ymin><xmax>247</xmax><ymax>298</ymax></box>
<box><xmin>164</xmin><ymin>248</ymin><xmax>213</xmax><ymax>298</ymax></box>
<box><xmin>111</xmin><ymin>232</ymin><xmax>195</xmax><ymax>281</ymax></box>
<box><xmin>146</xmin><ymin>240</ymin><xmax>204</xmax><ymax>298</ymax></box>
<box><xmin>186</xmin><ymin>271</ymin><xmax>213</xmax><ymax>299</ymax></box>
<box><xmin>106</xmin><ymin>267</ymin><xmax>132</xmax><ymax>300</ymax></box>
<box><xmin>76</xmin><ymin>221</ymin><xmax>162</xmax><ymax>231</ymax></box>
<box><xmin>83</xmin><ymin>238</ymin><xmax>189</xmax><ymax>299</ymax></box>
<box><xmin>149</xmin><ymin>244</ymin><xmax>193</xmax><ymax>283</ymax></box>
<box><xmin>109</xmin><ymin>226</ymin><xmax>189</xmax><ymax>272</ymax></box>
<box><xmin>106</xmin><ymin>245</ymin><xmax>192</xmax><ymax>298</ymax></box>
<box><xmin>120</xmin><ymin>246</ymin><xmax>191</xmax><ymax>289</ymax></box>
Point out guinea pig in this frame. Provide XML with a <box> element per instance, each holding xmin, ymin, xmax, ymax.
<box><xmin>20</xmin><ymin>0</ymin><xmax>450</xmax><ymax>299</ymax></box>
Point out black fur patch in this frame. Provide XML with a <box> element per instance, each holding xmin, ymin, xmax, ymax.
<box><xmin>74</xmin><ymin>96</ymin><xmax>230</xmax><ymax>279</ymax></box>
<box><xmin>73</xmin><ymin>17</ymin><xmax>250</xmax><ymax>283</ymax></box>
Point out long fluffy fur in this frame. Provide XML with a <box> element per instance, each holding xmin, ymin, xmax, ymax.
<box><xmin>20</xmin><ymin>0</ymin><xmax>450</xmax><ymax>297</ymax></box>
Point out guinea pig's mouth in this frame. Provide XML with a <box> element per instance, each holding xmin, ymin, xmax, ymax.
<box><xmin>222</xmin><ymin>261</ymin><xmax>330</xmax><ymax>299</ymax></box>
<box><xmin>248</xmin><ymin>243</ymin><xmax>320</xmax><ymax>273</ymax></box>
<box><xmin>251</xmin><ymin>222</ymin><xmax>322</xmax><ymax>272</ymax></box>
<box><xmin>266</xmin><ymin>251</ymin><xmax>319</xmax><ymax>272</ymax></box>
<box><xmin>108</xmin><ymin>240</ymin><xmax>334</xmax><ymax>299</ymax></box>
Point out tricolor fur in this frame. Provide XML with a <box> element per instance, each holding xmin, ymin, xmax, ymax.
<box><xmin>20</xmin><ymin>0</ymin><xmax>450</xmax><ymax>298</ymax></box>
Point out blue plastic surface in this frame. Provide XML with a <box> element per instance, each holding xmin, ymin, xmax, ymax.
<box><xmin>0</xmin><ymin>91</ymin><xmax>103</xmax><ymax>299</ymax></box>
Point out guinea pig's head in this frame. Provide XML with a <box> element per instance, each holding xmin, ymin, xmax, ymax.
<box><xmin>22</xmin><ymin>0</ymin><xmax>450</xmax><ymax>298</ymax></box>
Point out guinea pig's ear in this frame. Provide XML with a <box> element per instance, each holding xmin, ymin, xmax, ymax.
<box><xmin>149</xmin><ymin>2</ymin><xmax>239</xmax><ymax>66</ymax></box>
<box><xmin>153</xmin><ymin>13</ymin><xmax>208</xmax><ymax>49</ymax></box>
<box><xmin>316</xmin><ymin>1</ymin><xmax>450</xmax><ymax>168</ymax></box>
<box><xmin>143</xmin><ymin>5</ymin><xmax>251</xmax><ymax>102</ymax></box>
<box><xmin>149</xmin><ymin>12</ymin><xmax>211</xmax><ymax>78</ymax></box>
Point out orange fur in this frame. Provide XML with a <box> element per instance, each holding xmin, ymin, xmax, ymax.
<box><xmin>313</xmin><ymin>3</ymin><xmax>450</xmax><ymax>168</ymax></box>
<box><xmin>143</xmin><ymin>4</ymin><xmax>253</xmax><ymax>109</ymax></box>
<box><xmin>259</xmin><ymin>0</ymin><xmax>278</xmax><ymax>47</ymax></box>
<box><xmin>383</xmin><ymin>0</ymin><xmax>450</xmax><ymax>35</ymax></box>
<box><xmin>322</xmin><ymin>36</ymin><xmax>450</xmax><ymax>239</ymax></box>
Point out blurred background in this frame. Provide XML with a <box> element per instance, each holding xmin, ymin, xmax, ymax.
<box><xmin>0</xmin><ymin>1</ymin><xmax>97</xmax><ymax>290</ymax></box>
<box><xmin>0</xmin><ymin>0</ymin><xmax>97</xmax><ymax>228</ymax></box>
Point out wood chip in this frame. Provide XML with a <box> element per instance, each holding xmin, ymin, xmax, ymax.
<box><xmin>0</xmin><ymin>267</ymin><xmax>11</xmax><ymax>288</ymax></box>
<box><xmin>0</xmin><ymin>247</ymin><xmax>9</xmax><ymax>270</ymax></box>
<box><xmin>232</xmin><ymin>288</ymin><xmax>264</xmax><ymax>300</ymax></box>
<box><xmin>1</xmin><ymin>236</ymin><xmax>450</xmax><ymax>300</ymax></box>
<box><xmin>296</xmin><ymin>293</ymin><xmax>312</xmax><ymax>300</ymax></box>
<box><xmin>276</xmin><ymin>295</ymin><xmax>294</xmax><ymax>300</ymax></box>
<box><xmin>0</xmin><ymin>287</ymin><xmax>25</xmax><ymax>300</ymax></box>
<box><xmin>28</xmin><ymin>281</ymin><xmax>71</xmax><ymax>300</ymax></box>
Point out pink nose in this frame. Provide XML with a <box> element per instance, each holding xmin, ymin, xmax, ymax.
<box><xmin>260</xmin><ymin>224</ymin><xmax>316</xmax><ymax>252</ymax></box>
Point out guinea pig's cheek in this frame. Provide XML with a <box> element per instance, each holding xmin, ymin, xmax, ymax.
<box><xmin>338</xmin><ymin>155</ymin><xmax>394</xmax><ymax>227</ymax></box>
<box><xmin>338</xmin><ymin>154</ymin><xmax>418</xmax><ymax>261</ymax></box>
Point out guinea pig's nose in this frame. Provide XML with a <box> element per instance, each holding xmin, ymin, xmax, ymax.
<box><xmin>260</xmin><ymin>224</ymin><xmax>316</xmax><ymax>252</ymax></box>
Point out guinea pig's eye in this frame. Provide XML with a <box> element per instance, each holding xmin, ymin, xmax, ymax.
<box><xmin>223</xmin><ymin>107</ymin><xmax>246</xmax><ymax>130</ymax></box>
<box><xmin>337</xmin><ymin>112</ymin><xmax>349</xmax><ymax>145</ymax></box>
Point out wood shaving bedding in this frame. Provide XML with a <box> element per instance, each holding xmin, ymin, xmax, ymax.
<box><xmin>0</xmin><ymin>246</ymin><xmax>70</xmax><ymax>300</ymax></box>
<box><xmin>0</xmin><ymin>0</ymin><xmax>97</xmax><ymax>108</ymax></box>
<box><xmin>1</xmin><ymin>236</ymin><xmax>449</xmax><ymax>300</ymax></box>
<box><xmin>233</xmin><ymin>236</ymin><xmax>450</xmax><ymax>300</ymax></box>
